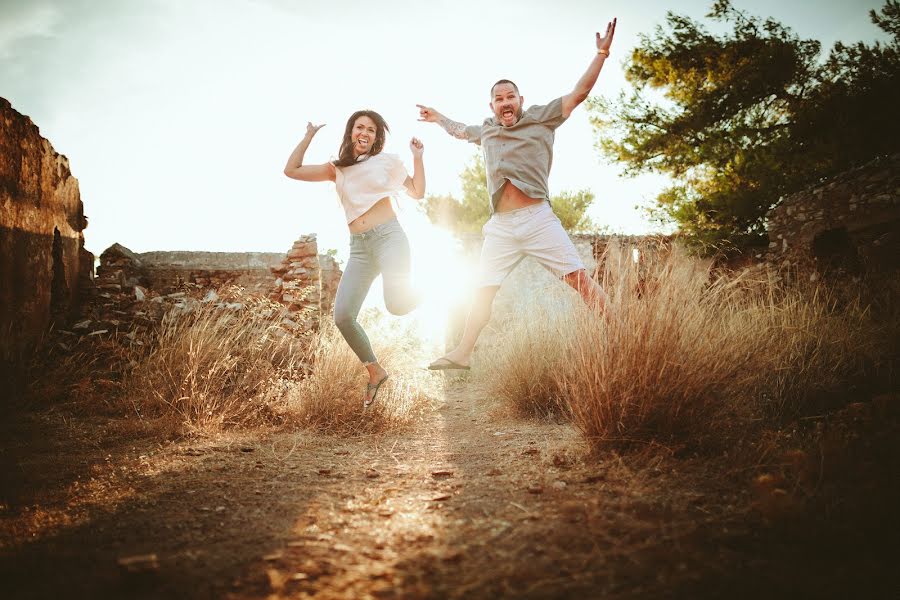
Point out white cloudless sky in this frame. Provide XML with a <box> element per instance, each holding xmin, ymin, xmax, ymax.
<box><xmin>0</xmin><ymin>0</ymin><xmax>889</xmax><ymax>258</ymax></box>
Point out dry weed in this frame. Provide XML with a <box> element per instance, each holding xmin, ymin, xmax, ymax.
<box><xmin>124</xmin><ymin>294</ymin><xmax>309</xmax><ymax>434</ymax></box>
<box><xmin>480</xmin><ymin>241</ymin><xmax>892</xmax><ymax>449</ymax></box>
<box><xmin>280</xmin><ymin>312</ymin><xmax>438</xmax><ymax>435</ymax></box>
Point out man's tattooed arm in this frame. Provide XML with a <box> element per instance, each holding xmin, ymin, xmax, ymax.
<box><xmin>438</xmin><ymin>116</ymin><xmax>469</xmax><ymax>140</ymax></box>
<box><xmin>417</xmin><ymin>104</ymin><xmax>472</xmax><ymax>140</ymax></box>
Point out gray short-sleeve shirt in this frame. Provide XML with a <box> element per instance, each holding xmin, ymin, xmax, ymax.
<box><xmin>465</xmin><ymin>96</ymin><xmax>568</xmax><ymax>212</ymax></box>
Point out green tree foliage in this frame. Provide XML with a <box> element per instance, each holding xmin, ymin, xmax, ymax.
<box><xmin>424</xmin><ymin>153</ymin><xmax>599</xmax><ymax>233</ymax></box>
<box><xmin>588</xmin><ymin>0</ymin><xmax>900</xmax><ymax>254</ymax></box>
<box><xmin>552</xmin><ymin>189</ymin><xmax>600</xmax><ymax>232</ymax></box>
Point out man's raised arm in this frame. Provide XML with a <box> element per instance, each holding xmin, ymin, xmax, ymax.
<box><xmin>417</xmin><ymin>104</ymin><xmax>470</xmax><ymax>140</ymax></box>
<box><xmin>561</xmin><ymin>17</ymin><xmax>617</xmax><ymax>118</ymax></box>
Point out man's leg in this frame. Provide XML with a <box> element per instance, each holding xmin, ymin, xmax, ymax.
<box><xmin>562</xmin><ymin>269</ymin><xmax>608</xmax><ymax>312</ymax></box>
<box><xmin>432</xmin><ymin>285</ymin><xmax>500</xmax><ymax>368</ymax></box>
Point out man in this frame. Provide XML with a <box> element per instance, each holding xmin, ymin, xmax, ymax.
<box><xmin>418</xmin><ymin>18</ymin><xmax>617</xmax><ymax>371</ymax></box>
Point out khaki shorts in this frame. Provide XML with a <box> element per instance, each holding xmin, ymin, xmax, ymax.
<box><xmin>477</xmin><ymin>201</ymin><xmax>585</xmax><ymax>287</ymax></box>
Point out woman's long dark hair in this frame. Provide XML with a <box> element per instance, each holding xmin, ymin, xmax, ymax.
<box><xmin>332</xmin><ymin>110</ymin><xmax>389</xmax><ymax>168</ymax></box>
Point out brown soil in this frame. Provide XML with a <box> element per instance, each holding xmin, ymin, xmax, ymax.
<box><xmin>1</xmin><ymin>383</ymin><xmax>898</xmax><ymax>600</ymax></box>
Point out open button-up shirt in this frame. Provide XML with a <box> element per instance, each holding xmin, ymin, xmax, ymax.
<box><xmin>464</xmin><ymin>96</ymin><xmax>567</xmax><ymax>212</ymax></box>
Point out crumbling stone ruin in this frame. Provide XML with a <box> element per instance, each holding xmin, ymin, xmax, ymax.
<box><xmin>95</xmin><ymin>245</ymin><xmax>285</xmax><ymax>295</ymax></box>
<box><xmin>268</xmin><ymin>234</ymin><xmax>342</xmax><ymax>332</ymax></box>
<box><xmin>0</xmin><ymin>97</ymin><xmax>94</xmax><ymax>355</ymax></box>
<box><xmin>79</xmin><ymin>238</ymin><xmax>342</xmax><ymax>339</ymax></box>
<box><xmin>766</xmin><ymin>153</ymin><xmax>899</xmax><ymax>279</ymax></box>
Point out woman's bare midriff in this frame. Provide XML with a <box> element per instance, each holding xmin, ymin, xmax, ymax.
<box><xmin>348</xmin><ymin>197</ymin><xmax>396</xmax><ymax>234</ymax></box>
<box><xmin>495</xmin><ymin>182</ymin><xmax>545</xmax><ymax>212</ymax></box>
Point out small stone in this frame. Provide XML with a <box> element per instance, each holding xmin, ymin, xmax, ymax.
<box><xmin>431</xmin><ymin>493</ymin><xmax>452</xmax><ymax>502</ymax></box>
<box><xmin>551</xmin><ymin>480</ymin><xmax>567</xmax><ymax>490</ymax></box>
<box><xmin>365</xmin><ymin>469</ymin><xmax>380</xmax><ymax>479</ymax></box>
<box><xmin>117</xmin><ymin>554</ymin><xmax>159</xmax><ymax>573</ymax></box>
<box><xmin>431</xmin><ymin>470</ymin><xmax>453</xmax><ymax>479</ymax></box>
<box><xmin>263</xmin><ymin>552</ymin><xmax>283</xmax><ymax>561</ymax></box>
<box><xmin>526</xmin><ymin>484</ymin><xmax>544</xmax><ymax>494</ymax></box>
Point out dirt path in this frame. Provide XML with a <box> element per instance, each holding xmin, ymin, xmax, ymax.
<box><xmin>3</xmin><ymin>380</ymin><xmax>894</xmax><ymax>599</ymax></box>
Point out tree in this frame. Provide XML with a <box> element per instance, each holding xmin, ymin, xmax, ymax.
<box><xmin>424</xmin><ymin>153</ymin><xmax>599</xmax><ymax>233</ymax></box>
<box><xmin>588</xmin><ymin>0</ymin><xmax>900</xmax><ymax>254</ymax></box>
<box><xmin>424</xmin><ymin>154</ymin><xmax>490</xmax><ymax>233</ymax></box>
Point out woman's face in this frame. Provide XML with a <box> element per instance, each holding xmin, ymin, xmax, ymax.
<box><xmin>351</xmin><ymin>115</ymin><xmax>378</xmax><ymax>158</ymax></box>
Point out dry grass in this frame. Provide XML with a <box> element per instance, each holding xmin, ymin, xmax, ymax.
<box><xmin>280</xmin><ymin>312</ymin><xmax>438</xmax><ymax>435</ymax></box>
<box><xmin>478</xmin><ymin>241</ymin><xmax>892</xmax><ymax>449</ymax></box>
<box><xmin>124</xmin><ymin>294</ymin><xmax>309</xmax><ymax>434</ymax></box>
<box><xmin>121</xmin><ymin>289</ymin><xmax>437</xmax><ymax>436</ymax></box>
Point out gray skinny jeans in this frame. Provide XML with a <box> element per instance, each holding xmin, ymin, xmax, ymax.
<box><xmin>333</xmin><ymin>219</ymin><xmax>420</xmax><ymax>363</ymax></box>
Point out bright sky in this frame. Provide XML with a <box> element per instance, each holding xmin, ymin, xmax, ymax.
<box><xmin>0</xmin><ymin>0</ymin><xmax>889</xmax><ymax>258</ymax></box>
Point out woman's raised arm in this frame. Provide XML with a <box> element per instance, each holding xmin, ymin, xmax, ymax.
<box><xmin>284</xmin><ymin>122</ymin><xmax>336</xmax><ymax>182</ymax></box>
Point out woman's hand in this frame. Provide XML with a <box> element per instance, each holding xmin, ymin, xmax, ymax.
<box><xmin>409</xmin><ymin>137</ymin><xmax>424</xmax><ymax>158</ymax></box>
<box><xmin>305</xmin><ymin>121</ymin><xmax>325</xmax><ymax>139</ymax></box>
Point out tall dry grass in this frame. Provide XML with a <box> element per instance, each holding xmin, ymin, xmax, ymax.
<box><xmin>280</xmin><ymin>312</ymin><xmax>437</xmax><ymax>434</ymax></box>
<box><xmin>478</xmin><ymin>241</ymin><xmax>890</xmax><ymax>448</ymax></box>
<box><xmin>124</xmin><ymin>291</ymin><xmax>437</xmax><ymax>436</ymax></box>
<box><xmin>125</xmin><ymin>294</ymin><xmax>308</xmax><ymax>433</ymax></box>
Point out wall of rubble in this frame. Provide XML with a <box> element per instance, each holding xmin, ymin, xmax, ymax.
<box><xmin>91</xmin><ymin>238</ymin><xmax>342</xmax><ymax>337</ymax></box>
<box><xmin>0</xmin><ymin>97</ymin><xmax>93</xmax><ymax>354</ymax></box>
<box><xmin>766</xmin><ymin>153</ymin><xmax>900</xmax><ymax>278</ymax></box>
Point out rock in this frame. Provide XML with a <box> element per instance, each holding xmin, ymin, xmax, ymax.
<box><xmin>431</xmin><ymin>470</ymin><xmax>454</xmax><ymax>479</ymax></box>
<box><xmin>526</xmin><ymin>484</ymin><xmax>544</xmax><ymax>494</ymax></box>
<box><xmin>134</xmin><ymin>286</ymin><xmax>146</xmax><ymax>301</ymax></box>
<box><xmin>266</xmin><ymin>568</ymin><xmax>285</xmax><ymax>591</ymax></box>
<box><xmin>365</xmin><ymin>469</ymin><xmax>380</xmax><ymax>479</ymax></box>
<box><xmin>551</xmin><ymin>480</ymin><xmax>567</xmax><ymax>490</ymax></box>
<box><xmin>117</xmin><ymin>554</ymin><xmax>159</xmax><ymax>573</ymax></box>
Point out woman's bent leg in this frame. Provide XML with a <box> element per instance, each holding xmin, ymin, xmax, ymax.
<box><xmin>333</xmin><ymin>242</ymin><xmax>379</xmax><ymax>363</ymax></box>
<box><xmin>375</xmin><ymin>224</ymin><xmax>420</xmax><ymax>316</ymax></box>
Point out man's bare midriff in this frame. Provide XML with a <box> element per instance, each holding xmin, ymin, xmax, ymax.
<box><xmin>495</xmin><ymin>181</ymin><xmax>545</xmax><ymax>213</ymax></box>
<box><xmin>348</xmin><ymin>197</ymin><xmax>396</xmax><ymax>234</ymax></box>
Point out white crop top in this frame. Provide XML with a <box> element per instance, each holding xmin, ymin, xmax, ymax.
<box><xmin>333</xmin><ymin>153</ymin><xmax>408</xmax><ymax>224</ymax></box>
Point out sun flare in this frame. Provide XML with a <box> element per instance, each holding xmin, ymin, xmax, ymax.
<box><xmin>359</xmin><ymin>204</ymin><xmax>477</xmax><ymax>357</ymax></box>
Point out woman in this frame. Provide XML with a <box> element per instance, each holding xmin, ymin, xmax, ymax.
<box><xmin>283</xmin><ymin>110</ymin><xmax>425</xmax><ymax>408</ymax></box>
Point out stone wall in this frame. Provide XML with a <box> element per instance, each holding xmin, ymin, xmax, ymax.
<box><xmin>269</xmin><ymin>235</ymin><xmax>322</xmax><ymax>333</ymax></box>
<box><xmin>134</xmin><ymin>251</ymin><xmax>285</xmax><ymax>293</ymax></box>
<box><xmin>0</xmin><ymin>97</ymin><xmax>93</xmax><ymax>353</ymax></box>
<box><xmin>94</xmin><ymin>239</ymin><xmax>342</xmax><ymax>335</ymax></box>
<box><xmin>766</xmin><ymin>153</ymin><xmax>900</xmax><ymax>278</ymax></box>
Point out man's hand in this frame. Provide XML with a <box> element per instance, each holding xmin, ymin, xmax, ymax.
<box><xmin>416</xmin><ymin>104</ymin><xmax>441</xmax><ymax>123</ymax></box>
<box><xmin>409</xmin><ymin>137</ymin><xmax>425</xmax><ymax>158</ymax></box>
<box><xmin>305</xmin><ymin>121</ymin><xmax>325</xmax><ymax>138</ymax></box>
<box><xmin>596</xmin><ymin>18</ymin><xmax>616</xmax><ymax>54</ymax></box>
<box><xmin>418</xmin><ymin>104</ymin><xmax>469</xmax><ymax>140</ymax></box>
